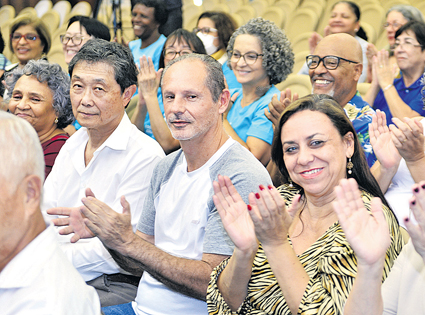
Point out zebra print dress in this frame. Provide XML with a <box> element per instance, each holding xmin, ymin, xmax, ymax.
<box><xmin>207</xmin><ymin>185</ymin><xmax>403</xmax><ymax>315</ymax></box>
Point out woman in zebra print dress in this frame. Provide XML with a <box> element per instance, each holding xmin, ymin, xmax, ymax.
<box><xmin>207</xmin><ymin>94</ymin><xmax>403</xmax><ymax>314</ymax></box>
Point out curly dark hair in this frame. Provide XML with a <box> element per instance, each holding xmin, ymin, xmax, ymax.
<box><xmin>227</xmin><ymin>17</ymin><xmax>294</xmax><ymax>85</ymax></box>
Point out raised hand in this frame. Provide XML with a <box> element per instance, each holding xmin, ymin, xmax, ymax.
<box><xmin>265</xmin><ymin>88</ymin><xmax>298</xmax><ymax>128</ymax></box>
<box><xmin>212</xmin><ymin>175</ymin><xmax>258</xmax><ymax>254</ymax></box>
<box><xmin>405</xmin><ymin>181</ymin><xmax>425</xmax><ymax>263</ymax></box>
<box><xmin>248</xmin><ymin>185</ymin><xmax>301</xmax><ymax>247</ymax></box>
<box><xmin>332</xmin><ymin>178</ymin><xmax>390</xmax><ymax>266</ymax></box>
<box><xmin>390</xmin><ymin>117</ymin><xmax>425</xmax><ymax>163</ymax></box>
<box><xmin>309</xmin><ymin>32</ymin><xmax>323</xmax><ymax>54</ymax></box>
<box><xmin>372</xmin><ymin>50</ymin><xmax>394</xmax><ymax>90</ymax></box>
<box><xmin>369</xmin><ymin>110</ymin><xmax>401</xmax><ymax>170</ymax></box>
<box><xmin>138</xmin><ymin>56</ymin><xmax>162</xmax><ymax>98</ymax></box>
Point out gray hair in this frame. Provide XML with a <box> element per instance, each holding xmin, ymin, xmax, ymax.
<box><xmin>0</xmin><ymin>111</ymin><xmax>44</xmax><ymax>192</ymax></box>
<box><xmin>161</xmin><ymin>54</ymin><xmax>225</xmax><ymax>103</ymax></box>
<box><xmin>226</xmin><ymin>17</ymin><xmax>294</xmax><ymax>85</ymax></box>
<box><xmin>387</xmin><ymin>5</ymin><xmax>424</xmax><ymax>23</ymax></box>
<box><xmin>5</xmin><ymin>60</ymin><xmax>73</xmax><ymax>129</ymax></box>
<box><xmin>68</xmin><ymin>39</ymin><xmax>138</xmax><ymax>94</ymax></box>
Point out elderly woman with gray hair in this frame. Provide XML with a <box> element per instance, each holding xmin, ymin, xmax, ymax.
<box><xmin>6</xmin><ymin>59</ymin><xmax>73</xmax><ymax>178</ymax></box>
<box><xmin>224</xmin><ymin>17</ymin><xmax>294</xmax><ymax>166</ymax></box>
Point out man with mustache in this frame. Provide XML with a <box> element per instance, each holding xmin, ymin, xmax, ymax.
<box><xmin>50</xmin><ymin>54</ymin><xmax>272</xmax><ymax>315</ymax></box>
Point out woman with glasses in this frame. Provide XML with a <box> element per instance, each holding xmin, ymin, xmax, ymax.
<box><xmin>207</xmin><ymin>94</ymin><xmax>402</xmax><ymax>315</ymax></box>
<box><xmin>131</xmin><ymin>28</ymin><xmax>206</xmax><ymax>154</ymax></box>
<box><xmin>1</xmin><ymin>15</ymin><xmax>50</xmax><ymax>99</ymax></box>
<box><xmin>365</xmin><ymin>21</ymin><xmax>425</xmax><ymax>123</ymax></box>
<box><xmin>224</xmin><ymin>17</ymin><xmax>293</xmax><ymax>166</ymax></box>
<box><xmin>366</xmin><ymin>5</ymin><xmax>424</xmax><ymax>82</ymax></box>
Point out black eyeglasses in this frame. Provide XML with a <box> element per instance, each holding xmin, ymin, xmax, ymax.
<box><xmin>163</xmin><ymin>49</ymin><xmax>193</xmax><ymax>59</ymax></box>
<box><xmin>60</xmin><ymin>34</ymin><xmax>86</xmax><ymax>45</ymax></box>
<box><xmin>230</xmin><ymin>51</ymin><xmax>263</xmax><ymax>65</ymax></box>
<box><xmin>306</xmin><ymin>55</ymin><xmax>359</xmax><ymax>70</ymax></box>
<box><xmin>11</xmin><ymin>33</ymin><xmax>39</xmax><ymax>42</ymax></box>
<box><xmin>392</xmin><ymin>40</ymin><xmax>423</xmax><ymax>51</ymax></box>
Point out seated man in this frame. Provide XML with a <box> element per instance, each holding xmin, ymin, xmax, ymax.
<box><xmin>43</xmin><ymin>39</ymin><xmax>165</xmax><ymax>307</ymax></box>
<box><xmin>49</xmin><ymin>54</ymin><xmax>272</xmax><ymax>314</ymax></box>
<box><xmin>0</xmin><ymin>111</ymin><xmax>100</xmax><ymax>315</ymax></box>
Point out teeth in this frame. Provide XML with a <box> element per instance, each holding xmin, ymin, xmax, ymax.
<box><xmin>133</xmin><ymin>25</ymin><xmax>142</xmax><ymax>29</ymax></box>
<box><xmin>315</xmin><ymin>80</ymin><xmax>331</xmax><ymax>84</ymax></box>
<box><xmin>302</xmin><ymin>169</ymin><xmax>321</xmax><ymax>175</ymax></box>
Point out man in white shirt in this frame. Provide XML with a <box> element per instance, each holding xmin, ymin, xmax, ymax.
<box><xmin>50</xmin><ymin>54</ymin><xmax>272</xmax><ymax>314</ymax></box>
<box><xmin>43</xmin><ymin>39</ymin><xmax>165</xmax><ymax>307</ymax></box>
<box><xmin>0</xmin><ymin>111</ymin><xmax>100</xmax><ymax>315</ymax></box>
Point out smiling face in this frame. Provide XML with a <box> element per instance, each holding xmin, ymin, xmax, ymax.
<box><xmin>328</xmin><ymin>2</ymin><xmax>359</xmax><ymax>36</ymax></box>
<box><xmin>230</xmin><ymin>34</ymin><xmax>269</xmax><ymax>88</ymax></box>
<box><xmin>11</xmin><ymin>24</ymin><xmax>45</xmax><ymax>65</ymax></box>
<box><xmin>131</xmin><ymin>3</ymin><xmax>159</xmax><ymax>41</ymax></box>
<box><xmin>62</xmin><ymin>21</ymin><xmax>92</xmax><ymax>65</ymax></box>
<box><xmin>386</xmin><ymin>11</ymin><xmax>408</xmax><ymax>46</ymax></box>
<box><xmin>281</xmin><ymin>110</ymin><xmax>354</xmax><ymax>198</ymax></box>
<box><xmin>8</xmin><ymin>75</ymin><xmax>56</xmax><ymax>138</ymax></box>
<box><xmin>70</xmin><ymin>61</ymin><xmax>133</xmax><ymax>138</ymax></box>
<box><xmin>162</xmin><ymin>59</ymin><xmax>225</xmax><ymax>142</ymax></box>
<box><xmin>394</xmin><ymin>30</ymin><xmax>425</xmax><ymax>73</ymax></box>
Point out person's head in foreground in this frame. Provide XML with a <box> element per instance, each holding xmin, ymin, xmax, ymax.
<box><xmin>0</xmin><ymin>111</ymin><xmax>45</xmax><ymax>272</ymax></box>
<box><xmin>9</xmin><ymin>15</ymin><xmax>51</xmax><ymax>67</ymax></box>
<box><xmin>271</xmin><ymin>94</ymin><xmax>388</xmax><ymax>205</ymax></box>
<box><xmin>7</xmin><ymin>59</ymin><xmax>73</xmax><ymax>140</ymax></box>
<box><xmin>160</xmin><ymin>53</ymin><xmax>229</xmax><ymax>143</ymax></box>
<box><xmin>159</xmin><ymin>28</ymin><xmax>206</xmax><ymax>69</ymax></box>
<box><xmin>61</xmin><ymin>15</ymin><xmax>111</xmax><ymax>65</ymax></box>
<box><xmin>308</xmin><ymin>33</ymin><xmax>363</xmax><ymax>106</ymax></box>
<box><xmin>385</xmin><ymin>5</ymin><xmax>424</xmax><ymax>47</ymax></box>
<box><xmin>227</xmin><ymin>17</ymin><xmax>294</xmax><ymax>87</ymax></box>
<box><xmin>68</xmin><ymin>39</ymin><xmax>138</xmax><ymax>134</ymax></box>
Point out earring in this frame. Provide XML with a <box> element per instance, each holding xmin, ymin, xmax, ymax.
<box><xmin>288</xmin><ymin>178</ymin><xmax>293</xmax><ymax>187</ymax></box>
<box><xmin>54</xmin><ymin>117</ymin><xmax>58</xmax><ymax>124</ymax></box>
<box><xmin>347</xmin><ymin>157</ymin><xmax>353</xmax><ymax>175</ymax></box>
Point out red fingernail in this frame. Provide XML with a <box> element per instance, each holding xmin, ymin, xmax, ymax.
<box><xmin>422</xmin><ymin>184</ymin><xmax>425</xmax><ymax>190</ymax></box>
<box><xmin>259</xmin><ymin>185</ymin><xmax>265</xmax><ymax>191</ymax></box>
<box><xmin>414</xmin><ymin>188</ymin><xmax>419</xmax><ymax>193</ymax></box>
<box><xmin>255</xmin><ymin>193</ymin><xmax>260</xmax><ymax>199</ymax></box>
<box><xmin>268</xmin><ymin>185</ymin><xmax>273</xmax><ymax>190</ymax></box>
<box><xmin>405</xmin><ymin>217</ymin><xmax>410</xmax><ymax>222</ymax></box>
<box><xmin>411</xmin><ymin>200</ymin><xmax>416</xmax><ymax>206</ymax></box>
<box><xmin>247</xmin><ymin>205</ymin><xmax>252</xmax><ymax>211</ymax></box>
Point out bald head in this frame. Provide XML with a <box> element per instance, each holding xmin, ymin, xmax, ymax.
<box><xmin>309</xmin><ymin>33</ymin><xmax>363</xmax><ymax>106</ymax></box>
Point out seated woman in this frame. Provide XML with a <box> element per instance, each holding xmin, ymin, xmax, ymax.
<box><xmin>1</xmin><ymin>15</ymin><xmax>50</xmax><ymax>99</ymax></box>
<box><xmin>6</xmin><ymin>60</ymin><xmax>74</xmax><ymax>178</ymax></box>
<box><xmin>365</xmin><ymin>21</ymin><xmax>425</xmax><ymax>123</ymax></box>
<box><xmin>195</xmin><ymin>11</ymin><xmax>240</xmax><ymax>90</ymax></box>
<box><xmin>299</xmin><ymin>1</ymin><xmax>369</xmax><ymax>83</ymax></box>
<box><xmin>0</xmin><ymin>29</ymin><xmax>11</xmax><ymax>106</ymax></box>
<box><xmin>130</xmin><ymin>28</ymin><xmax>206</xmax><ymax>154</ymax></box>
<box><xmin>370</xmin><ymin>109</ymin><xmax>425</xmax><ymax>227</ymax></box>
<box><xmin>207</xmin><ymin>94</ymin><xmax>402</xmax><ymax>314</ymax></box>
<box><xmin>334</xmin><ymin>179</ymin><xmax>425</xmax><ymax>315</ymax></box>
<box><xmin>224</xmin><ymin>17</ymin><xmax>293</xmax><ymax>165</ymax></box>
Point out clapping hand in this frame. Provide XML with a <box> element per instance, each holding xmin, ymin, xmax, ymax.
<box><xmin>405</xmin><ymin>181</ymin><xmax>425</xmax><ymax>263</ymax></box>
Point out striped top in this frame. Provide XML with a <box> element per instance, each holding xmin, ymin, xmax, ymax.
<box><xmin>42</xmin><ymin>133</ymin><xmax>69</xmax><ymax>179</ymax></box>
<box><xmin>207</xmin><ymin>185</ymin><xmax>403</xmax><ymax>315</ymax></box>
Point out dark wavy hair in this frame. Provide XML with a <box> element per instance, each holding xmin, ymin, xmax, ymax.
<box><xmin>5</xmin><ymin>60</ymin><xmax>73</xmax><ymax>129</ymax></box>
<box><xmin>67</xmin><ymin>15</ymin><xmax>111</xmax><ymax>41</ymax></box>
<box><xmin>396</xmin><ymin>20</ymin><xmax>425</xmax><ymax>51</ymax></box>
<box><xmin>332</xmin><ymin>1</ymin><xmax>368</xmax><ymax>41</ymax></box>
<box><xmin>271</xmin><ymin>94</ymin><xmax>390</xmax><ymax>209</ymax></box>
<box><xmin>159</xmin><ymin>28</ymin><xmax>206</xmax><ymax>69</ymax></box>
<box><xmin>197</xmin><ymin>11</ymin><xmax>237</xmax><ymax>50</ymax></box>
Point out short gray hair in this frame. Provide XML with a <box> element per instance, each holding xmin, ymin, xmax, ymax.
<box><xmin>387</xmin><ymin>5</ymin><xmax>424</xmax><ymax>23</ymax></box>
<box><xmin>5</xmin><ymin>60</ymin><xmax>73</xmax><ymax>129</ymax></box>
<box><xmin>161</xmin><ymin>54</ymin><xmax>225</xmax><ymax>103</ymax></box>
<box><xmin>226</xmin><ymin>17</ymin><xmax>294</xmax><ymax>85</ymax></box>
<box><xmin>0</xmin><ymin>111</ymin><xmax>44</xmax><ymax>192</ymax></box>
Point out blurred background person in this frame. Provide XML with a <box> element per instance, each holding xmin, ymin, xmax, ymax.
<box><xmin>224</xmin><ymin>17</ymin><xmax>293</xmax><ymax>166</ymax></box>
<box><xmin>0</xmin><ymin>29</ymin><xmax>11</xmax><ymax>107</ymax></box>
<box><xmin>130</xmin><ymin>29</ymin><xmax>206</xmax><ymax>154</ymax></box>
<box><xmin>6</xmin><ymin>60</ymin><xmax>73</xmax><ymax>179</ymax></box>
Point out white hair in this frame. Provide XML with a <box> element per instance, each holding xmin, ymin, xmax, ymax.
<box><xmin>0</xmin><ymin>112</ymin><xmax>44</xmax><ymax>192</ymax></box>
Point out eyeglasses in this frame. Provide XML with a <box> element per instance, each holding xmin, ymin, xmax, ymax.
<box><xmin>230</xmin><ymin>51</ymin><xmax>263</xmax><ymax>65</ymax></box>
<box><xmin>306</xmin><ymin>55</ymin><xmax>359</xmax><ymax>70</ymax></box>
<box><xmin>193</xmin><ymin>27</ymin><xmax>218</xmax><ymax>35</ymax></box>
<box><xmin>383</xmin><ymin>22</ymin><xmax>402</xmax><ymax>29</ymax></box>
<box><xmin>164</xmin><ymin>49</ymin><xmax>193</xmax><ymax>59</ymax></box>
<box><xmin>60</xmin><ymin>34</ymin><xmax>86</xmax><ymax>45</ymax></box>
<box><xmin>392</xmin><ymin>40</ymin><xmax>423</xmax><ymax>51</ymax></box>
<box><xmin>11</xmin><ymin>33</ymin><xmax>39</xmax><ymax>42</ymax></box>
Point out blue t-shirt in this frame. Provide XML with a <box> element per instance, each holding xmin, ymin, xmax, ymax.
<box><xmin>373</xmin><ymin>74</ymin><xmax>424</xmax><ymax>123</ymax></box>
<box><xmin>144</xmin><ymin>87</ymin><xmax>165</xmax><ymax>139</ymax></box>
<box><xmin>222</xmin><ymin>61</ymin><xmax>241</xmax><ymax>91</ymax></box>
<box><xmin>227</xmin><ymin>85</ymin><xmax>278</xmax><ymax>145</ymax></box>
<box><xmin>345</xmin><ymin>93</ymin><xmax>376</xmax><ymax>167</ymax></box>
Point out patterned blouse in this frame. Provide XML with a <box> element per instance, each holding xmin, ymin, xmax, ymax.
<box><xmin>207</xmin><ymin>185</ymin><xmax>403</xmax><ymax>315</ymax></box>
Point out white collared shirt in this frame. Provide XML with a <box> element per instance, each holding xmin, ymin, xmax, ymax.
<box><xmin>42</xmin><ymin>113</ymin><xmax>165</xmax><ymax>281</ymax></box>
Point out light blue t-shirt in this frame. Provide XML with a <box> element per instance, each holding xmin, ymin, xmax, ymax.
<box><xmin>144</xmin><ymin>87</ymin><xmax>165</xmax><ymax>139</ymax></box>
<box><xmin>227</xmin><ymin>85</ymin><xmax>279</xmax><ymax>145</ymax></box>
<box><xmin>222</xmin><ymin>61</ymin><xmax>241</xmax><ymax>90</ymax></box>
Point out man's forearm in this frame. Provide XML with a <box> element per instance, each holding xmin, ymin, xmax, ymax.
<box><xmin>107</xmin><ymin>247</ymin><xmax>144</xmax><ymax>276</ymax></box>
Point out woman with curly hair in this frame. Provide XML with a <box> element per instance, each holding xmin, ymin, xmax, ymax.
<box><xmin>7</xmin><ymin>59</ymin><xmax>74</xmax><ymax>178</ymax></box>
<box><xmin>224</xmin><ymin>17</ymin><xmax>294</xmax><ymax>165</ymax></box>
